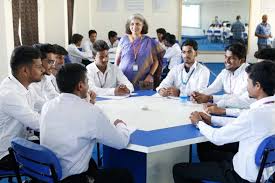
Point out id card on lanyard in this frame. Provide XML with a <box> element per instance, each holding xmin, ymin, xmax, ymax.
<box><xmin>181</xmin><ymin>67</ymin><xmax>195</xmax><ymax>86</ymax></box>
<box><xmin>97</xmin><ymin>72</ymin><xmax>108</xmax><ymax>88</ymax></box>
<box><xmin>132</xmin><ymin>37</ymin><xmax>143</xmax><ymax>72</ymax></box>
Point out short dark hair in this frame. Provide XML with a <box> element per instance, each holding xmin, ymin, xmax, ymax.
<box><xmin>88</xmin><ymin>30</ymin><xmax>97</xmax><ymax>37</ymax></box>
<box><xmin>225</xmin><ymin>43</ymin><xmax>247</xmax><ymax>60</ymax></box>
<box><xmin>125</xmin><ymin>14</ymin><xmax>148</xmax><ymax>34</ymax></box>
<box><xmin>108</xmin><ymin>31</ymin><xmax>117</xmax><ymax>39</ymax></box>
<box><xmin>10</xmin><ymin>46</ymin><xmax>41</xmax><ymax>76</ymax></box>
<box><xmin>71</xmin><ymin>34</ymin><xmax>83</xmax><ymax>44</ymax></box>
<box><xmin>164</xmin><ymin>33</ymin><xmax>176</xmax><ymax>45</ymax></box>
<box><xmin>33</xmin><ymin>44</ymin><xmax>56</xmax><ymax>60</ymax></box>
<box><xmin>246</xmin><ymin>61</ymin><xmax>275</xmax><ymax>96</ymax></box>
<box><xmin>236</xmin><ymin>15</ymin><xmax>241</xmax><ymax>20</ymax></box>
<box><xmin>254</xmin><ymin>48</ymin><xmax>275</xmax><ymax>61</ymax></box>
<box><xmin>156</xmin><ymin>28</ymin><xmax>166</xmax><ymax>35</ymax></box>
<box><xmin>53</xmin><ymin>44</ymin><xmax>68</xmax><ymax>56</ymax></box>
<box><xmin>181</xmin><ymin>39</ymin><xmax>198</xmax><ymax>51</ymax></box>
<box><xmin>56</xmin><ymin>63</ymin><xmax>87</xmax><ymax>93</ymax></box>
<box><xmin>93</xmin><ymin>40</ymin><xmax>109</xmax><ymax>53</ymax></box>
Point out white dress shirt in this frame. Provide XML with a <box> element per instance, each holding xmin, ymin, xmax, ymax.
<box><xmin>163</xmin><ymin>43</ymin><xmax>182</xmax><ymax>70</ymax></box>
<box><xmin>211</xmin><ymin>115</ymin><xmax>235</xmax><ymax>127</ymax></box>
<box><xmin>107</xmin><ymin>40</ymin><xmax>119</xmax><ymax>48</ymax></box>
<box><xmin>0</xmin><ymin>75</ymin><xmax>40</xmax><ymax>159</ymax></box>
<box><xmin>155</xmin><ymin>39</ymin><xmax>167</xmax><ymax>50</ymax></box>
<box><xmin>86</xmin><ymin>62</ymin><xmax>134</xmax><ymax>96</ymax></box>
<box><xmin>156</xmin><ymin>62</ymin><xmax>210</xmax><ymax>96</ymax></box>
<box><xmin>215</xmin><ymin>91</ymin><xmax>255</xmax><ymax>117</ymax></box>
<box><xmin>107</xmin><ymin>40</ymin><xmax>119</xmax><ymax>54</ymax></box>
<box><xmin>197</xmin><ymin>96</ymin><xmax>275</xmax><ymax>182</ymax></box>
<box><xmin>48</xmin><ymin>74</ymin><xmax>60</xmax><ymax>93</ymax></box>
<box><xmin>29</xmin><ymin>75</ymin><xmax>59</xmax><ymax>102</ymax></box>
<box><xmin>67</xmin><ymin>44</ymin><xmax>93</xmax><ymax>64</ymax></box>
<box><xmin>82</xmin><ymin>39</ymin><xmax>96</xmax><ymax>56</ymax></box>
<box><xmin>201</xmin><ymin>63</ymin><xmax>248</xmax><ymax>103</ymax></box>
<box><xmin>40</xmin><ymin>93</ymin><xmax>131</xmax><ymax>179</ymax></box>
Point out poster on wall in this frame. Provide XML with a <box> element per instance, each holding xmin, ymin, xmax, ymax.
<box><xmin>152</xmin><ymin>0</ymin><xmax>169</xmax><ymax>12</ymax></box>
<box><xmin>125</xmin><ymin>0</ymin><xmax>144</xmax><ymax>11</ymax></box>
<box><xmin>261</xmin><ymin>0</ymin><xmax>275</xmax><ymax>11</ymax></box>
<box><xmin>97</xmin><ymin>0</ymin><xmax>118</xmax><ymax>11</ymax></box>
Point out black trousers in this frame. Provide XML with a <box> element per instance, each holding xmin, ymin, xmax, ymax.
<box><xmin>62</xmin><ymin>158</ymin><xmax>134</xmax><ymax>183</ymax></box>
<box><xmin>197</xmin><ymin>141</ymin><xmax>239</xmax><ymax>162</ymax></box>
<box><xmin>258</xmin><ymin>44</ymin><xmax>271</xmax><ymax>51</ymax></box>
<box><xmin>173</xmin><ymin>160</ymin><xmax>250</xmax><ymax>183</ymax></box>
<box><xmin>0</xmin><ymin>154</ymin><xmax>13</xmax><ymax>170</ymax></box>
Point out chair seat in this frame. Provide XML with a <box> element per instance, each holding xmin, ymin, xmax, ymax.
<box><xmin>0</xmin><ymin>169</ymin><xmax>16</xmax><ymax>176</ymax></box>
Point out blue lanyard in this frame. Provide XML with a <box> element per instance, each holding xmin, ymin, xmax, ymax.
<box><xmin>181</xmin><ymin>66</ymin><xmax>195</xmax><ymax>85</ymax></box>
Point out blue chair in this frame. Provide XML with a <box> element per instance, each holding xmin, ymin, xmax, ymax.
<box><xmin>0</xmin><ymin>148</ymin><xmax>22</xmax><ymax>183</ymax></box>
<box><xmin>64</xmin><ymin>55</ymin><xmax>71</xmax><ymax>64</ymax></box>
<box><xmin>10</xmin><ymin>137</ymin><xmax>62</xmax><ymax>183</ymax></box>
<box><xmin>204</xmin><ymin>135</ymin><xmax>275</xmax><ymax>183</ymax></box>
<box><xmin>255</xmin><ymin>135</ymin><xmax>275</xmax><ymax>183</ymax></box>
<box><xmin>0</xmin><ymin>170</ymin><xmax>20</xmax><ymax>183</ymax></box>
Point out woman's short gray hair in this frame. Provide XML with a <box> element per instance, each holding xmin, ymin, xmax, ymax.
<box><xmin>125</xmin><ymin>13</ymin><xmax>149</xmax><ymax>34</ymax></box>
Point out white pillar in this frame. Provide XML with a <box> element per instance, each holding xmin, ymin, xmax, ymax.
<box><xmin>41</xmin><ymin>0</ymin><xmax>68</xmax><ymax>48</ymax></box>
<box><xmin>0</xmin><ymin>0</ymin><xmax>14</xmax><ymax>80</ymax></box>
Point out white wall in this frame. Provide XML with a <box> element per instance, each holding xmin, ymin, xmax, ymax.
<box><xmin>73</xmin><ymin>0</ymin><xmax>92</xmax><ymax>38</ymax></box>
<box><xmin>40</xmin><ymin>0</ymin><xmax>68</xmax><ymax>47</ymax></box>
<box><xmin>182</xmin><ymin>1</ymin><xmax>250</xmax><ymax>36</ymax></box>
<box><xmin>1</xmin><ymin>0</ymin><xmax>275</xmax><ymax>79</ymax></box>
<box><xmin>197</xmin><ymin>0</ymin><xmax>275</xmax><ymax>63</ymax></box>
<box><xmin>0</xmin><ymin>0</ymin><xmax>14</xmax><ymax>81</ymax></box>
<box><xmin>73</xmin><ymin>0</ymin><xmax>180</xmax><ymax>41</ymax></box>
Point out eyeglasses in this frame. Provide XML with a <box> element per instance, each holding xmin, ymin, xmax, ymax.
<box><xmin>46</xmin><ymin>59</ymin><xmax>56</xmax><ymax>65</ymax></box>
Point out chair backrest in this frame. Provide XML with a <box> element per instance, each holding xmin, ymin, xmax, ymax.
<box><xmin>214</xmin><ymin>30</ymin><xmax>221</xmax><ymax>35</ymax></box>
<box><xmin>255</xmin><ymin>135</ymin><xmax>275</xmax><ymax>183</ymax></box>
<box><xmin>64</xmin><ymin>55</ymin><xmax>71</xmax><ymax>64</ymax></box>
<box><xmin>207</xmin><ymin>30</ymin><xmax>213</xmax><ymax>35</ymax></box>
<box><xmin>11</xmin><ymin>137</ymin><xmax>62</xmax><ymax>183</ymax></box>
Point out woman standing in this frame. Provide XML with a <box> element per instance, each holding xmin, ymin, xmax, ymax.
<box><xmin>115</xmin><ymin>14</ymin><xmax>164</xmax><ymax>89</ymax></box>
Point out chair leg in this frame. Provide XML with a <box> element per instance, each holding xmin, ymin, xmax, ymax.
<box><xmin>189</xmin><ymin>144</ymin><xmax>192</xmax><ymax>164</ymax></box>
<box><xmin>8</xmin><ymin>148</ymin><xmax>22</xmax><ymax>183</ymax></box>
<box><xmin>8</xmin><ymin>177</ymin><xmax>13</xmax><ymax>183</ymax></box>
<box><xmin>97</xmin><ymin>143</ymin><xmax>102</xmax><ymax>167</ymax></box>
<box><xmin>271</xmin><ymin>173</ymin><xmax>275</xmax><ymax>183</ymax></box>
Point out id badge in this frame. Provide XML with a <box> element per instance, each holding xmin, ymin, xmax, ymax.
<box><xmin>133</xmin><ymin>64</ymin><xmax>138</xmax><ymax>72</ymax></box>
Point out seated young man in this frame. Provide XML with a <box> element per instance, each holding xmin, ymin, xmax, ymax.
<box><xmin>49</xmin><ymin>44</ymin><xmax>69</xmax><ymax>92</ymax></box>
<box><xmin>82</xmin><ymin>29</ymin><xmax>97</xmax><ymax>56</ymax></box>
<box><xmin>204</xmin><ymin>47</ymin><xmax>275</xmax><ymax>118</ymax></box>
<box><xmin>0</xmin><ymin>46</ymin><xmax>44</xmax><ymax>170</ymax></box>
<box><xmin>30</xmin><ymin>44</ymin><xmax>59</xmax><ymax>105</ymax></box>
<box><xmin>163</xmin><ymin>33</ymin><xmax>182</xmax><ymax>71</ymax></box>
<box><xmin>107</xmin><ymin>30</ymin><xmax>119</xmax><ymax>52</ymax></box>
<box><xmin>40</xmin><ymin>63</ymin><xmax>133</xmax><ymax>183</ymax></box>
<box><xmin>155</xmin><ymin>28</ymin><xmax>167</xmax><ymax>50</ymax></box>
<box><xmin>68</xmin><ymin>33</ymin><xmax>94</xmax><ymax>65</ymax></box>
<box><xmin>191</xmin><ymin>43</ymin><xmax>248</xmax><ymax>104</ymax></box>
<box><xmin>86</xmin><ymin>40</ymin><xmax>134</xmax><ymax>96</ymax></box>
<box><xmin>156</xmin><ymin>39</ymin><xmax>210</xmax><ymax>97</ymax></box>
<box><xmin>173</xmin><ymin>61</ymin><xmax>275</xmax><ymax>183</ymax></box>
